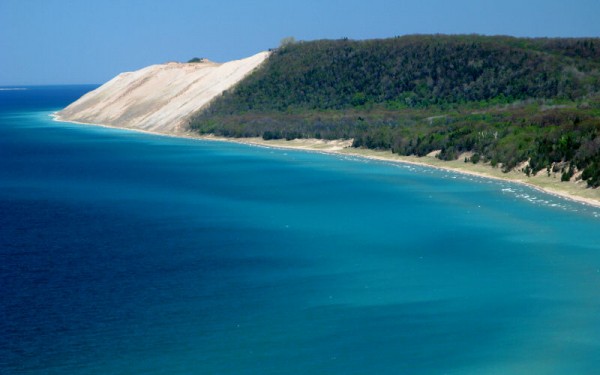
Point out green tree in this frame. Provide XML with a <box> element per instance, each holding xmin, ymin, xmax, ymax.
<box><xmin>280</xmin><ymin>36</ymin><xmax>296</xmax><ymax>48</ymax></box>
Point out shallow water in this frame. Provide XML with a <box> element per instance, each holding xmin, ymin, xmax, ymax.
<box><xmin>1</xmin><ymin>86</ymin><xmax>600</xmax><ymax>374</ymax></box>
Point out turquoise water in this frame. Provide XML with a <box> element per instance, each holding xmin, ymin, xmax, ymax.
<box><xmin>1</xmin><ymin>86</ymin><xmax>600</xmax><ymax>374</ymax></box>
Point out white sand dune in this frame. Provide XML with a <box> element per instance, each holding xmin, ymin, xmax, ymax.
<box><xmin>57</xmin><ymin>51</ymin><xmax>270</xmax><ymax>133</ymax></box>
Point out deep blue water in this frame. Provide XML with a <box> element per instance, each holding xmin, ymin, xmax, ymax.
<box><xmin>1</xmin><ymin>86</ymin><xmax>600</xmax><ymax>374</ymax></box>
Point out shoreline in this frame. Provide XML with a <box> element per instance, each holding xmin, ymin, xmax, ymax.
<box><xmin>51</xmin><ymin>112</ymin><xmax>600</xmax><ymax>209</ymax></box>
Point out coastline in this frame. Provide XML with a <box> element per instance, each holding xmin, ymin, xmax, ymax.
<box><xmin>51</xmin><ymin>112</ymin><xmax>600</xmax><ymax>209</ymax></box>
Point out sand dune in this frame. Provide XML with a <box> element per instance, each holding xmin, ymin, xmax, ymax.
<box><xmin>56</xmin><ymin>51</ymin><xmax>270</xmax><ymax>132</ymax></box>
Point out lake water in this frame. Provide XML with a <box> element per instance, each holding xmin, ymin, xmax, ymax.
<box><xmin>1</xmin><ymin>86</ymin><xmax>600</xmax><ymax>374</ymax></box>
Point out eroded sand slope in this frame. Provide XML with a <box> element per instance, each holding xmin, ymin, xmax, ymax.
<box><xmin>57</xmin><ymin>51</ymin><xmax>270</xmax><ymax>133</ymax></box>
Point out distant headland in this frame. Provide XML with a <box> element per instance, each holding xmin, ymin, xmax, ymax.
<box><xmin>56</xmin><ymin>35</ymin><xmax>600</xmax><ymax>206</ymax></box>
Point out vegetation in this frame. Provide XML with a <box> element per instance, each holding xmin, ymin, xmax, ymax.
<box><xmin>187</xmin><ymin>57</ymin><xmax>205</xmax><ymax>63</ymax></box>
<box><xmin>190</xmin><ymin>35</ymin><xmax>600</xmax><ymax>187</ymax></box>
<box><xmin>279</xmin><ymin>36</ymin><xmax>297</xmax><ymax>48</ymax></box>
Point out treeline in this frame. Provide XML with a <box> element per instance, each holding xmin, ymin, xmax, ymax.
<box><xmin>352</xmin><ymin>103</ymin><xmax>600</xmax><ymax>187</ymax></box>
<box><xmin>190</xmin><ymin>35</ymin><xmax>600</xmax><ymax>187</ymax></box>
<box><xmin>195</xmin><ymin>35</ymin><xmax>600</xmax><ymax>112</ymax></box>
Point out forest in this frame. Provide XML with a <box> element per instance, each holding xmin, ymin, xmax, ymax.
<box><xmin>189</xmin><ymin>35</ymin><xmax>600</xmax><ymax>187</ymax></box>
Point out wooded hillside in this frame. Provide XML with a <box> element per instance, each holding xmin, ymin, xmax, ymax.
<box><xmin>190</xmin><ymin>35</ymin><xmax>600</xmax><ymax>187</ymax></box>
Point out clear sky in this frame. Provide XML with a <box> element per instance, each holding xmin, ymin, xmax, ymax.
<box><xmin>1</xmin><ymin>0</ymin><xmax>599</xmax><ymax>85</ymax></box>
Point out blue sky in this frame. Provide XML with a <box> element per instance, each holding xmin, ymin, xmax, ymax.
<box><xmin>1</xmin><ymin>0</ymin><xmax>599</xmax><ymax>85</ymax></box>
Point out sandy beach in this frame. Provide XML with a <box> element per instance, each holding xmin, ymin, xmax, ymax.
<box><xmin>197</xmin><ymin>136</ymin><xmax>600</xmax><ymax>208</ymax></box>
<box><xmin>51</xmin><ymin>113</ymin><xmax>600</xmax><ymax>208</ymax></box>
